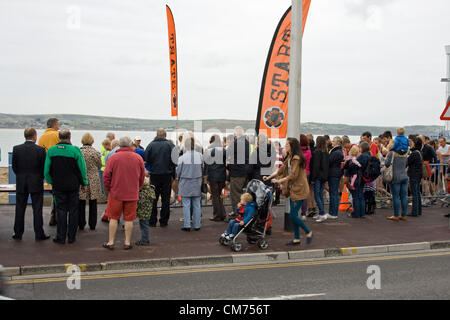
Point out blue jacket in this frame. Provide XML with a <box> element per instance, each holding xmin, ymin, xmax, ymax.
<box><xmin>135</xmin><ymin>147</ymin><xmax>150</xmax><ymax>171</ymax></box>
<box><xmin>391</xmin><ymin>135</ymin><xmax>410</xmax><ymax>153</ymax></box>
<box><xmin>236</xmin><ymin>201</ymin><xmax>257</xmax><ymax>224</ymax></box>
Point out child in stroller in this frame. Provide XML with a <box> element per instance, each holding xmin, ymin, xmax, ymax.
<box><xmin>221</xmin><ymin>193</ymin><xmax>256</xmax><ymax>241</ymax></box>
<box><xmin>219</xmin><ymin>179</ymin><xmax>273</xmax><ymax>252</ymax></box>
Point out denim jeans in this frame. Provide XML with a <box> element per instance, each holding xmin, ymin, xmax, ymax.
<box><xmin>350</xmin><ymin>186</ymin><xmax>365</xmax><ymax>218</ymax></box>
<box><xmin>139</xmin><ymin>219</ymin><xmax>150</xmax><ymax>243</ymax></box>
<box><xmin>409</xmin><ymin>179</ymin><xmax>422</xmax><ymax>215</ymax></box>
<box><xmin>226</xmin><ymin>220</ymin><xmax>241</xmax><ymax>236</ymax></box>
<box><xmin>390</xmin><ymin>179</ymin><xmax>409</xmax><ymax>217</ymax></box>
<box><xmin>289</xmin><ymin>199</ymin><xmax>311</xmax><ymax>240</ymax></box>
<box><xmin>182</xmin><ymin>196</ymin><xmax>201</xmax><ymax>229</ymax></box>
<box><xmin>313</xmin><ymin>180</ymin><xmax>326</xmax><ymax>215</ymax></box>
<box><xmin>300</xmin><ymin>174</ymin><xmax>310</xmax><ymax>215</ymax></box>
<box><xmin>328</xmin><ymin>177</ymin><xmax>341</xmax><ymax>217</ymax></box>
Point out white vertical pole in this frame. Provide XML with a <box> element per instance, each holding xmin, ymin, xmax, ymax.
<box><xmin>284</xmin><ymin>0</ymin><xmax>303</xmax><ymax>231</ymax></box>
<box><xmin>287</xmin><ymin>0</ymin><xmax>303</xmax><ymax>139</ymax></box>
<box><xmin>445</xmin><ymin>46</ymin><xmax>450</xmax><ymax>102</ymax></box>
<box><xmin>445</xmin><ymin>46</ymin><xmax>450</xmax><ymax>136</ymax></box>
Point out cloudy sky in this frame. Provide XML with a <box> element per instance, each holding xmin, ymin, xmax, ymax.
<box><xmin>0</xmin><ymin>0</ymin><xmax>449</xmax><ymax>126</ymax></box>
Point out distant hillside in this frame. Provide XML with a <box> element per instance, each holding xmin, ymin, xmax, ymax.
<box><xmin>0</xmin><ymin>113</ymin><xmax>446</xmax><ymax>137</ymax></box>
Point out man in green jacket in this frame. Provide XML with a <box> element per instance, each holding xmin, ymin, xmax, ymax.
<box><xmin>44</xmin><ymin>130</ymin><xmax>88</xmax><ymax>244</ymax></box>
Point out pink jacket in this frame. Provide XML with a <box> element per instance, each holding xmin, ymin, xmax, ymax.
<box><xmin>301</xmin><ymin>147</ymin><xmax>312</xmax><ymax>175</ymax></box>
<box><xmin>103</xmin><ymin>148</ymin><xmax>145</xmax><ymax>201</ymax></box>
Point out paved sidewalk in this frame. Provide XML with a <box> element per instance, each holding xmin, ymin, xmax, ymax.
<box><xmin>0</xmin><ymin>201</ymin><xmax>449</xmax><ymax>268</ymax></box>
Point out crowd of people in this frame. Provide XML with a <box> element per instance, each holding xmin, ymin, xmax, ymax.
<box><xmin>9</xmin><ymin>117</ymin><xmax>450</xmax><ymax>249</ymax></box>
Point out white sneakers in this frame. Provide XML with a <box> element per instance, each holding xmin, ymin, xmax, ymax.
<box><xmin>301</xmin><ymin>215</ymin><xmax>307</xmax><ymax>221</ymax></box>
<box><xmin>315</xmin><ymin>215</ymin><xmax>328</xmax><ymax>223</ymax></box>
<box><xmin>315</xmin><ymin>213</ymin><xmax>338</xmax><ymax>222</ymax></box>
<box><xmin>225</xmin><ymin>234</ymin><xmax>235</xmax><ymax>241</ymax></box>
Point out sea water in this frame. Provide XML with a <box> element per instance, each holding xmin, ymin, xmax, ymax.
<box><xmin>0</xmin><ymin>128</ymin><xmax>361</xmax><ymax>167</ymax></box>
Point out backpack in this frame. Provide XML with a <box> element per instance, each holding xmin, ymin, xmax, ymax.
<box><xmin>362</xmin><ymin>156</ymin><xmax>381</xmax><ymax>183</ymax></box>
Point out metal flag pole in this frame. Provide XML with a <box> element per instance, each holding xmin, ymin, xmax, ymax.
<box><xmin>284</xmin><ymin>0</ymin><xmax>303</xmax><ymax>231</ymax></box>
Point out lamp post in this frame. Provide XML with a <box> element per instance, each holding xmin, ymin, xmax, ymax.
<box><xmin>284</xmin><ymin>0</ymin><xmax>303</xmax><ymax>231</ymax></box>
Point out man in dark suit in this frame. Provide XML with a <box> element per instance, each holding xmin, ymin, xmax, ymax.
<box><xmin>12</xmin><ymin>128</ymin><xmax>50</xmax><ymax>241</ymax></box>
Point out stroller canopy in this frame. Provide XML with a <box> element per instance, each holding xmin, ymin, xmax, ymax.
<box><xmin>245</xmin><ymin>179</ymin><xmax>271</xmax><ymax>208</ymax></box>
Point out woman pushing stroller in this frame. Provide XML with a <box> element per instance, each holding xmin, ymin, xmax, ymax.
<box><xmin>264</xmin><ymin>137</ymin><xmax>314</xmax><ymax>246</ymax></box>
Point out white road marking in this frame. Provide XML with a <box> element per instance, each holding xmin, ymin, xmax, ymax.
<box><xmin>247</xmin><ymin>293</ymin><xmax>326</xmax><ymax>300</ymax></box>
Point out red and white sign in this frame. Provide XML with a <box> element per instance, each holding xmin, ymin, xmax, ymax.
<box><xmin>441</xmin><ymin>98</ymin><xmax>450</xmax><ymax>120</ymax></box>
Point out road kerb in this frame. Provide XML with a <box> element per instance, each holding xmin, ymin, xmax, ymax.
<box><xmin>341</xmin><ymin>245</ymin><xmax>388</xmax><ymax>256</ymax></box>
<box><xmin>2</xmin><ymin>267</ymin><xmax>20</xmax><ymax>277</ymax></box>
<box><xmin>104</xmin><ymin>258</ymin><xmax>171</xmax><ymax>271</ymax></box>
<box><xmin>20</xmin><ymin>264</ymin><xmax>68</xmax><ymax>276</ymax></box>
<box><xmin>232</xmin><ymin>252</ymin><xmax>289</xmax><ymax>264</ymax></box>
<box><xmin>7</xmin><ymin>241</ymin><xmax>450</xmax><ymax>277</ymax></box>
<box><xmin>171</xmin><ymin>255</ymin><xmax>232</xmax><ymax>267</ymax></box>
<box><xmin>430</xmin><ymin>241</ymin><xmax>450</xmax><ymax>250</ymax></box>
<box><xmin>324</xmin><ymin>248</ymin><xmax>343</xmax><ymax>257</ymax></box>
<box><xmin>387</xmin><ymin>242</ymin><xmax>430</xmax><ymax>253</ymax></box>
<box><xmin>288</xmin><ymin>249</ymin><xmax>325</xmax><ymax>260</ymax></box>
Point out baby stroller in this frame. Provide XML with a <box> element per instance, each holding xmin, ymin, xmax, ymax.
<box><xmin>219</xmin><ymin>179</ymin><xmax>273</xmax><ymax>252</ymax></box>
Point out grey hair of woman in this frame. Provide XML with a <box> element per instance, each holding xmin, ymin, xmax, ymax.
<box><xmin>111</xmin><ymin>139</ymin><xmax>120</xmax><ymax>149</ymax></box>
<box><xmin>181</xmin><ymin>131</ymin><xmax>202</xmax><ymax>153</ymax></box>
<box><xmin>119</xmin><ymin>136</ymin><xmax>132</xmax><ymax>148</ymax></box>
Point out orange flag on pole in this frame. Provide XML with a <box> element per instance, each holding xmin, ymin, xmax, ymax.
<box><xmin>166</xmin><ymin>5</ymin><xmax>178</xmax><ymax>117</ymax></box>
<box><xmin>256</xmin><ymin>1</ymin><xmax>311</xmax><ymax>139</ymax></box>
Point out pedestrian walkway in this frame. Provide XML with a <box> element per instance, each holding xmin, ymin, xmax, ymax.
<box><xmin>0</xmin><ymin>203</ymin><xmax>449</xmax><ymax>268</ymax></box>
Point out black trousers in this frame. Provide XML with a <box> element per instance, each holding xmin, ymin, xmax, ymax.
<box><xmin>364</xmin><ymin>190</ymin><xmax>376</xmax><ymax>215</ymax></box>
<box><xmin>209</xmin><ymin>181</ymin><xmax>226</xmax><ymax>220</ymax></box>
<box><xmin>54</xmin><ymin>190</ymin><xmax>79</xmax><ymax>242</ymax></box>
<box><xmin>14</xmin><ymin>191</ymin><xmax>45</xmax><ymax>238</ymax></box>
<box><xmin>79</xmin><ymin>199</ymin><xmax>97</xmax><ymax>230</ymax></box>
<box><xmin>149</xmin><ymin>174</ymin><xmax>172</xmax><ymax>225</ymax></box>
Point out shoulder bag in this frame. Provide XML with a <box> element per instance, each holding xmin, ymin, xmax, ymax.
<box><xmin>382</xmin><ymin>153</ymin><xmax>394</xmax><ymax>184</ymax></box>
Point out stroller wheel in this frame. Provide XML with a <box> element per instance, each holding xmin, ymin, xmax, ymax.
<box><xmin>219</xmin><ymin>237</ymin><xmax>225</xmax><ymax>245</ymax></box>
<box><xmin>231</xmin><ymin>242</ymin><xmax>243</xmax><ymax>252</ymax></box>
<box><xmin>257</xmin><ymin>238</ymin><xmax>269</xmax><ymax>250</ymax></box>
<box><xmin>223</xmin><ymin>238</ymin><xmax>231</xmax><ymax>246</ymax></box>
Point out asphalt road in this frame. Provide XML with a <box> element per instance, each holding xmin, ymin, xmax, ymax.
<box><xmin>4</xmin><ymin>251</ymin><xmax>450</xmax><ymax>300</ymax></box>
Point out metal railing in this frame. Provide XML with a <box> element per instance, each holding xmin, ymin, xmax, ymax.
<box><xmin>374</xmin><ymin>163</ymin><xmax>449</xmax><ymax>208</ymax></box>
<box><xmin>155</xmin><ymin>164</ymin><xmax>450</xmax><ymax>210</ymax></box>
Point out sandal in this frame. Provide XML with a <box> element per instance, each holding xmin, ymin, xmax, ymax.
<box><xmin>124</xmin><ymin>244</ymin><xmax>133</xmax><ymax>250</ymax></box>
<box><xmin>102</xmin><ymin>242</ymin><xmax>114</xmax><ymax>250</ymax></box>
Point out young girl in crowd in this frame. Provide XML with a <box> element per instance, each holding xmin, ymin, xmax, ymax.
<box><xmin>345</xmin><ymin>146</ymin><xmax>361</xmax><ymax>190</ymax></box>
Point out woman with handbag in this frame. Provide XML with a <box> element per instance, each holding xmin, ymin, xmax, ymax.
<box><xmin>264</xmin><ymin>137</ymin><xmax>313</xmax><ymax>246</ymax></box>
<box><xmin>385</xmin><ymin>143</ymin><xmax>409</xmax><ymax>221</ymax></box>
